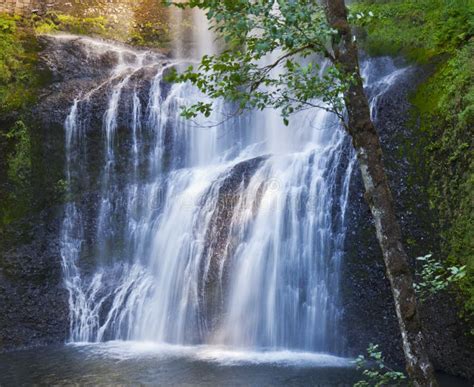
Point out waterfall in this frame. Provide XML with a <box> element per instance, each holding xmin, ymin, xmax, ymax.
<box><xmin>59</xmin><ymin>21</ymin><xmax>406</xmax><ymax>354</ymax></box>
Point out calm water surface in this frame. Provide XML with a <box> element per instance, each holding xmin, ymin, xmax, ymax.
<box><xmin>0</xmin><ymin>342</ymin><xmax>468</xmax><ymax>386</ymax></box>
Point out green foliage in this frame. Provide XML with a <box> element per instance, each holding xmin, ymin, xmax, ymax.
<box><xmin>352</xmin><ymin>0</ymin><xmax>473</xmax><ymax>63</ymax></box>
<box><xmin>129</xmin><ymin>24</ymin><xmax>164</xmax><ymax>47</ymax></box>
<box><xmin>354</xmin><ymin>0</ymin><xmax>473</xmax><ymax>319</ymax></box>
<box><xmin>129</xmin><ymin>21</ymin><xmax>171</xmax><ymax>48</ymax></box>
<box><xmin>34</xmin><ymin>11</ymin><xmax>170</xmax><ymax>49</ymax></box>
<box><xmin>34</xmin><ymin>13</ymin><xmax>112</xmax><ymax>38</ymax></box>
<box><xmin>0</xmin><ymin>14</ymin><xmax>41</xmax><ymax>115</ymax></box>
<box><xmin>354</xmin><ymin>344</ymin><xmax>407</xmax><ymax>387</ymax></box>
<box><xmin>166</xmin><ymin>0</ymin><xmax>352</xmax><ymax>123</ymax></box>
<box><xmin>0</xmin><ymin>15</ymin><xmax>43</xmax><ymax>229</ymax></box>
<box><xmin>0</xmin><ymin>120</ymin><xmax>33</xmax><ymax>227</ymax></box>
<box><xmin>3</xmin><ymin>121</ymin><xmax>32</xmax><ymax>186</ymax></box>
<box><xmin>411</xmin><ymin>42</ymin><xmax>474</xmax><ymax>316</ymax></box>
<box><xmin>414</xmin><ymin>253</ymin><xmax>466</xmax><ymax>300</ymax></box>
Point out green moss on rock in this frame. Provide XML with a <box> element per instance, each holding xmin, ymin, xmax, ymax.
<box><xmin>0</xmin><ymin>14</ymin><xmax>42</xmax><ymax>230</ymax></box>
<box><xmin>412</xmin><ymin>43</ymin><xmax>474</xmax><ymax>316</ymax></box>
<box><xmin>35</xmin><ymin>13</ymin><xmax>119</xmax><ymax>39</ymax></box>
<box><xmin>1</xmin><ymin>120</ymin><xmax>33</xmax><ymax>228</ymax></box>
<box><xmin>34</xmin><ymin>11</ymin><xmax>170</xmax><ymax>50</ymax></box>
<box><xmin>0</xmin><ymin>14</ymin><xmax>61</xmax><ymax>233</ymax></box>
<box><xmin>0</xmin><ymin>14</ymin><xmax>44</xmax><ymax>116</ymax></box>
<box><xmin>354</xmin><ymin>0</ymin><xmax>474</xmax><ymax>318</ymax></box>
<box><xmin>352</xmin><ymin>0</ymin><xmax>473</xmax><ymax>63</ymax></box>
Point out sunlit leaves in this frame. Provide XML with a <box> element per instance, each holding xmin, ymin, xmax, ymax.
<box><xmin>165</xmin><ymin>0</ymin><xmax>355</xmax><ymax>123</ymax></box>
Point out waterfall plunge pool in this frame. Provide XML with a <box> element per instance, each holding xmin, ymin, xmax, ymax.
<box><xmin>0</xmin><ymin>342</ymin><xmax>357</xmax><ymax>385</ymax></box>
<box><xmin>0</xmin><ymin>342</ymin><xmax>468</xmax><ymax>386</ymax></box>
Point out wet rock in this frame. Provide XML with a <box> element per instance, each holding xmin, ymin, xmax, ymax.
<box><xmin>0</xmin><ymin>34</ymin><xmax>167</xmax><ymax>352</ymax></box>
<box><xmin>0</xmin><ymin>208</ymin><xmax>68</xmax><ymax>351</ymax></box>
<box><xmin>199</xmin><ymin>155</ymin><xmax>268</xmax><ymax>331</ymax></box>
<box><xmin>35</xmin><ymin>35</ymin><xmax>164</xmax><ymax>131</ymax></box>
<box><xmin>341</xmin><ymin>56</ymin><xmax>473</xmax><ymax>379</ymax></box>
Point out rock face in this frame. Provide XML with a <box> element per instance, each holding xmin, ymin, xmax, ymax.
<box><xmin>1</xmin><ymin>0</ymin><xmax>135</xmax><ymax>26</ymax></box>
<box><xmin>0</xmin><ymin>34</ymin><xmax>164</xmax><ymax>352</ymax></box>
<box><xmin>36</xmin><ymin>35</ymin><xmax>162</xmax><ymax>130</ymax></box>
<box><xmin>0</xmin><ymin>0</ymin><xmax>46</xmax><ymax>15</ymax></box>
<box><xmin>200</xmin><ymin>155</ymin><xmax>268</xmax><ymax>330</ymax></box>
<box><xmin>340</xmin><ymin>58</ymin><xmax>473</xmax><ymax>379</ymax></box>
<box><xmin>0</xmin><ymin>208</ymin><xmax>68</xmax><ymax>350</ymax></box>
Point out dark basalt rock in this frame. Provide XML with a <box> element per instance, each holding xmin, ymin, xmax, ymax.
<box><xmin>0</xmin><ymin>208</ymin><xmax>68</xmax><ymax>351</ymax></box>
<box><xmin>0</xmin><ymin>35</ymin><xmax>167</xmax><ymax>352</ymax></box>
<box><xmin>35</xmin><ymin>35</ymin><xmax>164</xmax><ymax>132</ymax></box>
<box><xmin>341</xmin><ymin>57</ymin><xmax>473</xmax><ymax>379</ymax></box>
<box><xmin>199</xmin><ymin>155</ymin><xmax>269</xmax><ymax>331</ymax></box>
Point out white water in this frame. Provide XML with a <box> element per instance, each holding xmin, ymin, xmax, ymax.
<box><xmin>69</xmin><ymin>340</ymin><xmax>352</xmax><ymax>367</ymax></box>
<box><xmin>59</xmin><ymin>17</ymin><xmax>406</xmax><ymax>356</ymax></box>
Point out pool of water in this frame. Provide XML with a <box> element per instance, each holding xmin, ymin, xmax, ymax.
<box><xmin>0</xmin><ymin>342</ymin><xmax>468</xmax><ymax>386</ymax></box>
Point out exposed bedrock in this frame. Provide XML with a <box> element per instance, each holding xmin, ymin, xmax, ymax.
<box><xmin>36</xmin><ymin>35</ymin><xmax>166</xmax><ymax>129</ymax></box>
<box><xmin>0</xmin><ymin>208</ymin><xmax>68</xmax><ymax>350</ymax></box>
<box><xmin>341</xmin><ymin>58</ymin><xmax>473</xmax><ymax>379</ymax></box>
<box><xmin>199</xmin><ymin>155</ymin><xmax>269</xmax><ymax>332</ymax></box>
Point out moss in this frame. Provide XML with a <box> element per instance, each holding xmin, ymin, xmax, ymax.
<box><xmin>4</xmin><ymin>121</ymin><xmax>31</xmax><ymax>185</ymax></box>
<box><xmin>0</xmin><ymin>14</ymin><xmax>59</xmax><ymax>233</ymax></box>
<box><xmin>353</xmin><ymin>1</ymin><xmax>474</xmax><ymax>318</ymax></box>
<box><xmin>352</xmin><ymin>0</ymin><xmax>473</xmax><ymax>63</ymax></box>
<box><xmin>0</xmin><ymin>14</ymin><xmax>49</xmax><ymax>231</ymax></box>
<box><xmin>0</xmin><ymin>121</ymin><xmax>33</xmax><ymax>227</ymax></box>
<box><xmin>34</xmin><ymin>11</ymin><xmax>170</xmax><ymax>49</ymax></box>
<box><xmin>411</xmin><ymin>43</ymin><xmax>474</xmax><ymax>315</ymax></box>
<box><xmin>34</xmin><ymin>13</ymin><xmax>119</xmax><ymax>39</ymax></box>
<box><xmin>0</xmin><ymin>14</ymin><xmax>43</xmax><ymax>116</ymax></box>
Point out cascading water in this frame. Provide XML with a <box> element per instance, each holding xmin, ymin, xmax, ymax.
<box><xmin>59</xmin><ymin>16</ymin><xmax>406</xmax><ymax>355</ymax></box>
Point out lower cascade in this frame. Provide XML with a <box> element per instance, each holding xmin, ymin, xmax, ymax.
<box><xmin>58</xmin><ymin>33</ymin><xmax>405</xmax><ymax>356</ymax></box>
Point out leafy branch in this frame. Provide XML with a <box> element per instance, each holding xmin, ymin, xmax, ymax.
<box><xmin>414</xmin><ymin>253</ymin><xmax>466</xmax><ymax>301</ymax></box>
<box><xmin>354</xmin><ymin>344</ymin><xmax>407</xmax><ymax>387</ymax></box>
<box><xmin>163</xmin><ymin>0</ymin><xmax>356</xmax><ymax>126</ymax></box>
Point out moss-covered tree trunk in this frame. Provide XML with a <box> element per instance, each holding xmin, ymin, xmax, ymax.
<box><xmin>323</xmin><ymin>1</ymin><xmax>438</xmax><ymax>385</ymax></box>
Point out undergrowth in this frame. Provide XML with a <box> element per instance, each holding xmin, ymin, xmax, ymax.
<box><xmin>0</xmin><ymin>14</ymin><xmax>43</xmax><ymax>116</ymax></box>
<box><xmin>34</xmin><ymin>12</ymin><xmax>169</xmax><ymax>49</ymax></box>
<box><xmin>352</xmin><ymin>0</ymin><xmax>473</xmax><ymax>63</ymax></box>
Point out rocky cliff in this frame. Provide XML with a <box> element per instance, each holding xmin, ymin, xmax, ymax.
<box><xmin>341</xmin><ymin>57</ymin><xmax>473</xmax><ymax>379</ymax></box>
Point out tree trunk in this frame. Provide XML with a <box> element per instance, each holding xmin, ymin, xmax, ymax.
<box><xmin>322</xmin><ymin>1</ymin><xmax>438</xmax><ymax>385</ymax></box>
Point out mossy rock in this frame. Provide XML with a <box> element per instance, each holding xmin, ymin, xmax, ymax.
<box><xmin>353</xmin><ymin>0</ymin><xmax>474</xmax><ymax>319</ymax></box>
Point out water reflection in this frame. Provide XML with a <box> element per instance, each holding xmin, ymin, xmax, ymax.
<box><xmin>0</xmin><ymin>343</ymin><xmax>358</xmax><ymax>386</ymax></box>
<box><xmin>0</xmin><ymin>343</ymin><xmax>468</xmax><ymax>386</ymax></box>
